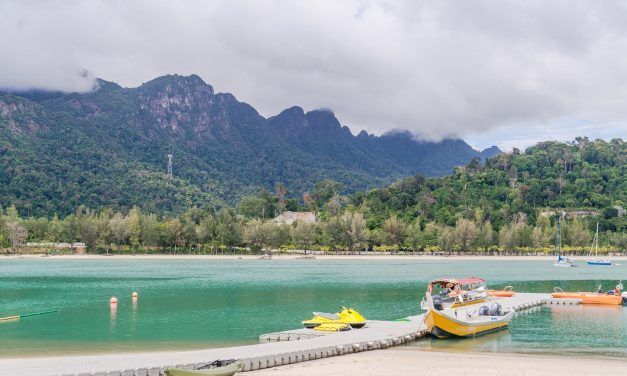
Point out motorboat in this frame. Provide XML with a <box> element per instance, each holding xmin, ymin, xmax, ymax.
<box><xmin>551</xmin><ymin>283</ymin><xmax>624</xmax><ymax>305</ymax></box>
<box><xmin>587</xmin><ymin>223</ymin><xmax>612</xmax><ymax>266</ymax></box>
<box><xmin>302</xmin><ymin>306</ymin><xmax>366</xmax><ymax>329</ymax></box>
<box><xmin>424</xmin><ymin>293</ymin><xmax>514</xmax><ymax>338</ymax></box>
<box><xmin>420</xmin><ymin>277</ymin><xmax>488</xmax><ymax>311</ymax></box>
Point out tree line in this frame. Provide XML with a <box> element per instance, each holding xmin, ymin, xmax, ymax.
<box><xmin>1</xmin><ymin>138</ymin><xmax>625</xmax><ymax>255</ymax></box>
<box><xmin>1</xmin><ymin>204</ymin><xmax>624</xmax><ymax>255</ymax></box>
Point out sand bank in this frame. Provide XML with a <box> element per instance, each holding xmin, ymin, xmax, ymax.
<box><xmin>250</xmin><ymin>348</ymin><xmax>627</xmax><ymax>376</ymax></box>
<box><xmin>2</xmin><ymin>348</ymin><xmax>625</xmax><ymax>376</ymax></box>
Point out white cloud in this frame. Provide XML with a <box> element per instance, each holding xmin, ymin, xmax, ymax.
<box><xmin>1</xmin><ymin>0</ymin><xmax>627</xmax><ymax>146</ymax></box>
<box><xmin>465</xmin><ymin>119</ymin><xmax>627</xmax><ymax>151</ymax></box>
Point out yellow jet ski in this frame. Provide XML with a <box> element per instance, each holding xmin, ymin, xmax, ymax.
<box><xmin>302</xmin><ymin>311</ymin><xmax>340</xmax><ymax>329</ymax></box>
<box><xmin>313</xmin><ymin>322</ymin><xmax>351</xmax><ymax>332</ymax></box>
<box><xmin>302</xmin><ymin>306</ymin><xmax>366</xmax><ymax>329</ymax></box>
<box><xmin>338</xmin><ymin>306</ymin><xmax>366</xmax><ymax>328</ymax></box>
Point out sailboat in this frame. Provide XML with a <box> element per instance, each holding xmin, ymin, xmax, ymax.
<box><xmin>587</xmin><ymin>223</ymin><xmax>612</xmax><ymax>266</ymax></box>
<box><xmin>553</xmin><ymin>219</ymin><xmax>576</xmax><ymax>267</ymax></box>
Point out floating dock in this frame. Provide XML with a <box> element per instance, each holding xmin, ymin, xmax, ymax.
<box><xmin>2</xmin><ymin>293</ymin><xmax>552</xmax><ymax>376</ymax></box>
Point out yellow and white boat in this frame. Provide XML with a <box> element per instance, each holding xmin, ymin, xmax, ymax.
<box><xmin>423</xmin><ymin>281</ymin><xmax>514</xmax><ymax>339</ymax></box>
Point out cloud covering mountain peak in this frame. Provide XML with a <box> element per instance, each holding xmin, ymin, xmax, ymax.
<box><xmin>2</xmin><ymin>0</ymin><xmax>627</xmax><ymax>145</ymax></box>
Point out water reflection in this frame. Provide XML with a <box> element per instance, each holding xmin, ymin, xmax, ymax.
<box><xmin>546</xmin><ymin>305</ymin><xmax>625</xmax><ymax>350</ymax></box>
<box><xmin>409</xmin><ymin>329</ymin><xmax>514</xmax><ymax>353</ymax></box>
<box><xmin>109</xmin><ymin>304</ymin><xmax>117</xmax><ymax>332</ymax></box>
<box><xmin>407</xmin><ymin>305</ymin><xmax>627</xmax><ymax>357</ymax></box>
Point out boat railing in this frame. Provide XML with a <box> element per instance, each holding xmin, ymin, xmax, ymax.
<box><xmin>554</xmin><ymin>287</ymin><xmax>564</xmax><ymax>293</ymax></box>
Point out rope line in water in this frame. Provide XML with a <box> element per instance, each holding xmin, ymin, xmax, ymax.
<box><xmin>0</xmin><ymin>310</ymin><xmax>59</xmax><ymax>322</ymax></box>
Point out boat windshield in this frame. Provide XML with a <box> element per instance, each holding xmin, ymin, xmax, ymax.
<box><xmin>427</xmin><ymin>277</ymin><xmax>486</xmax><ymax>294</ymax></box>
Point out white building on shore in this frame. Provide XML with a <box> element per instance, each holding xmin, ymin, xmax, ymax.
<box><xmin>273</xmin><ymin>211</ymin><xmax>316</xmax><ymax>225</ymax></box>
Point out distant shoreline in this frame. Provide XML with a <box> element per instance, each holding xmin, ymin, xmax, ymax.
<box><xmin>2</xmin><ymin>254</ymin><xmax>627</xmax><ymax>261</ymax></box>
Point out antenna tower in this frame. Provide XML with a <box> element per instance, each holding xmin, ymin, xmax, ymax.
<box><xmin>167</xmin><ymin>153</ymin><xmax>173</xmax><ymax>179</ymax></box>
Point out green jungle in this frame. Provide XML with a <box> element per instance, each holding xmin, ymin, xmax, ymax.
<box><xmin>1</xmin><ymin>138</ymin><xmax>625</xmax><ymax>255</ymax></box>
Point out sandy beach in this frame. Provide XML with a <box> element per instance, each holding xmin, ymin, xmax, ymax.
<box><xmin>3</xmin><ymin>347</ymin><xmax>627</xmax><ymax>376</ymax></box>
<box><xmin>3</xmin><ymin>253</ymin><xmax>627</xmax><ymax>261</ymax></box>
<box><xmin>250</xmin><ymin>348</ymin><xmax>627</xmax><ymax>376</ymax></box>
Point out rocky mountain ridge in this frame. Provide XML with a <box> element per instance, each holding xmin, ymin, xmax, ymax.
<box><xmin>0</xmin><ymin>74</ymin><xmax>500</xmax><ymax>215</ymax></box>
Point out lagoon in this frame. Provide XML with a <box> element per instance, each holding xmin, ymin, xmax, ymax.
<box><xmin>1</xmin><ymin>258</ymin><xmax>625</xmax><ymax>357</ymax></box>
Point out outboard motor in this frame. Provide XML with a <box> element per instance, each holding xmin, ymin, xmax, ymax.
<box><xmin>622</xmin><ymin>292</ymin><xmax>627</xmax><ymax>306</ymax></box>
<box><xmin>478</xmin><ymin>305</ymin><xmax>490</xmax><ymax>316</ymax></box>
<box><xmin>432</xmin><ymin>295</ymin><xmax>443</xmax><ymax>311</ymax></box>
<box><xmin>489</xmin><ymin>303</ymin><xmax>502</xmax><ymax>316</ymax></box>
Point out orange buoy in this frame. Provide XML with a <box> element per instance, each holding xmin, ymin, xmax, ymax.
<box><xmin>110</xmin><ymin>297</ymin><xmax>118</xmax><ymax>305</ymax></box>
<box><xmin>487</xmin><ymin>286</ymin><xmax>516</xmax><ymax>298</ymax></box>
<box><xmin>487</xmin><ymin>290</ymin><xmax>516</xmax><ymax>297</ymax></box>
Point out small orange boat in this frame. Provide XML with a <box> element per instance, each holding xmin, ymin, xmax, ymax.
<box><xmin>487</xmin><ymin>286</ymin><xmax>515</xmax><ymax>298</ymax></box>
<box><xmin>551</xmin><ymin>286</ymin><xmax>623</xmax><ymax>305</ymax></box>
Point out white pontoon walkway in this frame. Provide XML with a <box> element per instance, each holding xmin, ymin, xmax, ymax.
<box><xmin>0</xmin><ymin>293</ymin><xmax>550</xmax><ymax>376</ymax></box>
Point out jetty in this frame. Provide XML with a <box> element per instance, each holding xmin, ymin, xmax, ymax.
<box><xmin>2</xmin><ymin>293</ymin><xmax>553</xmax><ymax>376</ymax></box>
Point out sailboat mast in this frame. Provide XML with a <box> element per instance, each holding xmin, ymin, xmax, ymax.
<box><xmin>595</xmin><ymin>222</ymin><xmax>599</xmax><ymax>256</ymax></box>
<box><xmin>557</xmin><ymin>219</ymin><xmax>561</xmax><ymax>255</ymax></box>
<box><xmin>589</xmin><ymin>223</ymin><xmax>597</xmax><ymax>257</ymax></box>
<box><xmin>553</xmin><ymin>217</ymin><xmax>562</xmax><ymax>256</ymax></box>
<box><xmin>554</xmin><ymin>218</ymin><xmax>559</xmax><ymax>257</ymax></box>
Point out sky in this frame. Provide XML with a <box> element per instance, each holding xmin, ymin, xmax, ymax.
<box><xmin>1</xmin><ymin>0</ymin><xmax>627</xmax><ymax>150</ymax></box>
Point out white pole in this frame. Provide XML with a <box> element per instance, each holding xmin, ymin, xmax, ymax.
<box><xmin>595</xmin><ymin>222</ymin><xmax>599</xmax><ymax>256</ymax></box>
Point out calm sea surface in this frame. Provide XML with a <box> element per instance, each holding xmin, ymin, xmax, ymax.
<box><xmin>0</xmin><ymin>259</ymin><xmax>625</xmax><ymax>357</ymax></box>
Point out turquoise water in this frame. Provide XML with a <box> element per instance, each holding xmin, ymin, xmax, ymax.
<box><xmin>0</xmin><ymin>259</ymin><xmax>626</xmax><ymax>357</ymax></box>
<box><xmin>409</xmin><ymin>305</ymin><xmax>627</xmax><ymax>357</ymax></box>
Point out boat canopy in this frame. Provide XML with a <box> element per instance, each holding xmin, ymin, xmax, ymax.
<box><xmin>457</xmin><ymin>277</ymin><xmax>486</xmax><ymax>285</ymax></box>
<box><xmin>427</xmin><ymin>277</ymin><xmax>485</xmax><ymax>292</ymax></box>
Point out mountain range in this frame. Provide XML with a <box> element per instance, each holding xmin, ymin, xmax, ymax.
<box><xmin>0</xmin><ymin>74</ymin><xmax>499</xmax><ymax>216</ymax></box>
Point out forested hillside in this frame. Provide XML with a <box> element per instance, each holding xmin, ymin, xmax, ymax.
<box><xmin>354</xmin><ymin>138</ymin><xmax>625</xmax><ymax>228</ymax></box>
<box><xmin>352</xmin><ymin>138</ymin><xmax>625</xmax><ymax>252</ymax></box>
<box><xmin>0</xmin><ymin>74</ymin><xmax>498</xmax><ymax>216</ymax></box>
<box><xmin>1</xmin><ymin>138</ymin><xmax>624</xmax><ymax>254</ymax></box>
